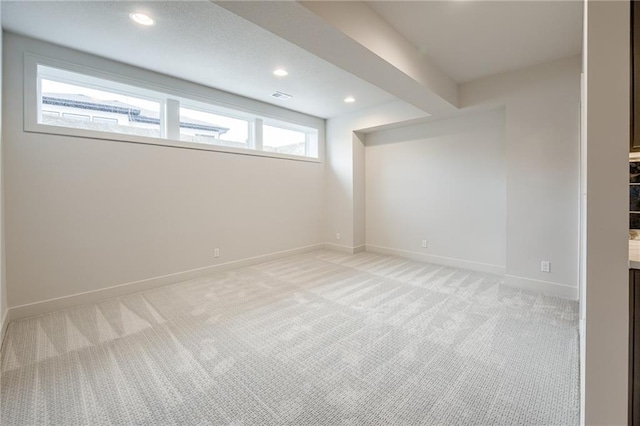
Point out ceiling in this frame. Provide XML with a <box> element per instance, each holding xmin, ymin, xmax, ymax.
<box><xmin>2</xmin><ymin>1</ymin><xmax>584</xmax><ymax>118</ymax></box>
<box><xmin>1</xmin><ymin>1</ymin><xmax>397</xmax><ymax>119</ymax></box>
<box><xmin>368</xmin><ymin>1</ymin><xmax>583</xmax><ymax>83</ymax></box>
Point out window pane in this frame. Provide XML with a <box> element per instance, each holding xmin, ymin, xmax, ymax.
<box><xmin>39</xmin><ymin>79</ymin><xmax>162</xmax><ymax>138</ymax></box>
<box><xmin>179</xmin><ymin>107</ymin><xmax>249</xmax><ymax>149</ymax></box>
<box><xmin>263</xmin><ymin>124</ymin><xmax>318</xmax><ymax>158</ymax></box>
<box><xmin>35</xmin><ymin>66</ymin><xmax>320</xmax><ymax>160</ymax></box>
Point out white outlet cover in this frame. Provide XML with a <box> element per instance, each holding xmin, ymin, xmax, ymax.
<box><xmin>541</xmin><ymin>261</ymin><xmax>550</xmax><ymax>272</ymax></box>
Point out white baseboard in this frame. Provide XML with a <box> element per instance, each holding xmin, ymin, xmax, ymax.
<box><xmin>365</xmin><ymin>245</ymin><xmax>577</xmax><ymax>300</ymax></box>
<box><xmin>4</xmin><ymin>242</ymin><xmax>579</xmax><ymax>325</ymax></box>
<box><xmin>0</xmin><ymin>308</ymin><xmax>8</xmax><ymax>350</ymax></box>
<box><xmin>365</xmin><ymin>244</ymin><xmax>506</xmax><ymax>276</ymax></box>
<box><xmin>7</xmin><ymin>243</ymin><xmax>325</xmax><ymax>323</ymax></box>
<box><xmin>503</xmin><ymin>274</ymin><xmax>578</xmax><ymax>300</ymax></box>
<box><xmin>323</xmin><ymin>243</ymin><xmax>365</xmax><ymax>254</ymax></box>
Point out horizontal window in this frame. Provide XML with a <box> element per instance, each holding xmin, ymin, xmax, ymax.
<box><xmin>30</xmin><ymin>63</ymin><xmax>322</xmax><ymax>161</ymax></box>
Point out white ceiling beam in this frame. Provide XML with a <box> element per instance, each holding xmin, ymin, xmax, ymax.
<box><xmin>215</xmin><ymin>1</ymin><xmax>459</xmax><ymax>114</ymax></box>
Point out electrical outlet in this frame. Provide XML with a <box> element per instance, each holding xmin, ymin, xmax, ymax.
<box><xmin>214</xmin><ymin>248</ymin><xmax>220</xmax><ymax>258</ymax></box>
<box><xmin>421</xmin><ymin>240</ymin><xmax>427</xmax><ymax>248</ymax></box>
<box><xmin>336</xmin><ymin>233</ymin><xmax>341</xmax><ymax>240</ymax></box>
<box><xmin>541</xmin><ymin>261</ymin><xmax>550</xmax><ymax>273</ymax></box>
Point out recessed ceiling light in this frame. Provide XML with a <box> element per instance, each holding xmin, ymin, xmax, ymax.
<box><xmin>344</xmin><ymin>96</ymin><xmax>356</xmax><ymax>103</ymax></box>
<box><xmin>129</xmin><ymin>12</ymin><xmax>155</xmax><ymax>26</ymax></box>
<box><xmin>273</xmin><ymin>69</ymin><xmax>288</xmax><ymax>77</ymax></box>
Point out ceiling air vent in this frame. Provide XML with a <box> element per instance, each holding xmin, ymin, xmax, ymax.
<box><xmin>272</xmin><ymin>91</ymin><xmax>292</xmax><ymax>100</ymax></box>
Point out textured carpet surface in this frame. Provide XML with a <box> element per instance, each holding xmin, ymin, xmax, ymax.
<box><xmin>1</xmin><ymin>250</ymin><xmax>580</xmax><ymax>425</ymax></box>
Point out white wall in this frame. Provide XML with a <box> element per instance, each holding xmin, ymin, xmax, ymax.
<box><xmin>3</xmin><ymin>33</ymin><xmax>325</xmax><ymax>312</ymax></box>
<box><xmin>328</xmin><ymin>56</ymin><xmax>580</xmax><ymax>297</ymax></box>
<box><xmin>0</xmin><ymin>23</ymin><xmax>6</xmax><ymax>341</ymax></box>
<box><xmin>460</xmin><ymin>56</ymin><xmax>581</xmax><ymax>297</ymax></box>
<box><xmin>325</xmin><ymin>100</ymin><xmax>428</xmax><ymax>251</ymax></box>
<box><xmin>365</xmin><ymin>109</ymin><xmax>506</xmax><ymax>273</ymax></box>
<box><xmin>583</xmin><ymin>1</ymin><xmax>629</xmax><ymax>423</ymax></box>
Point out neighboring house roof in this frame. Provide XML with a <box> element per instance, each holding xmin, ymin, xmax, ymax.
<box><xmin>42</xmin><ymin>94</ymin><xmax>229</xmax><ymax>134</ymax></box>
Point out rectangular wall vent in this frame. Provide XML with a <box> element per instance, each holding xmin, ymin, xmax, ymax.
<box><xmin>272</xmin><ymin>91</ymin><xmax>292</xmax><ymax>100</ymax></box>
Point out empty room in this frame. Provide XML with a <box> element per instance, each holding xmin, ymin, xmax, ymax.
<box><xmin>0</xmin><ymin>1</ymin><xmax>631</xmax><ymax>425</ymax></box>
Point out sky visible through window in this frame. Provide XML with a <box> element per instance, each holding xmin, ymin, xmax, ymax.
<box><xmin>264</xmin><ymin>125</ymin><xmax>306</xmax><ymax>148</ymax></box>
<box><xmin>41</xmin><ymin>80</ymin><xmax>160</xmax><ymax>113</ymax></box>
<box><xmin>180</xmin><ymin>107</ymin><xmax>248</xmax><ymax>143</ymax></box>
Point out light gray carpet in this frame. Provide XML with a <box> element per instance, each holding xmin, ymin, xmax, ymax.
<box><xmin>1</xmin><ymin>250</ymin><xmax>580</xmax><ymax>425</ymax></box>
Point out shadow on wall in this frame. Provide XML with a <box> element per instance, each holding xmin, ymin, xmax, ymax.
<box><xmin>365</xmin><ymin>107</ymin><xmax>507</xmax><ymax>147</ymax></box>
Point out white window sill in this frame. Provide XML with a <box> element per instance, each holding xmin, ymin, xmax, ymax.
<box><xmin>24</xmin><ymin>124</ymin><xmax>322</xmax><ymax>163</ymax></box>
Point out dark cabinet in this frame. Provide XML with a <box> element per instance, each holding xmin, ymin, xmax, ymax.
<box><xmin>631</xmin><ymin>269</ymin><xmax>640</xmax><ymax>425</ymax></box>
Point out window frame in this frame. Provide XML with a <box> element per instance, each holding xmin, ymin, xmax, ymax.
<box><xmin>24</xmin><ymin>54</ymin><xmax>323</xmax><ymax>163</ymax></box>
